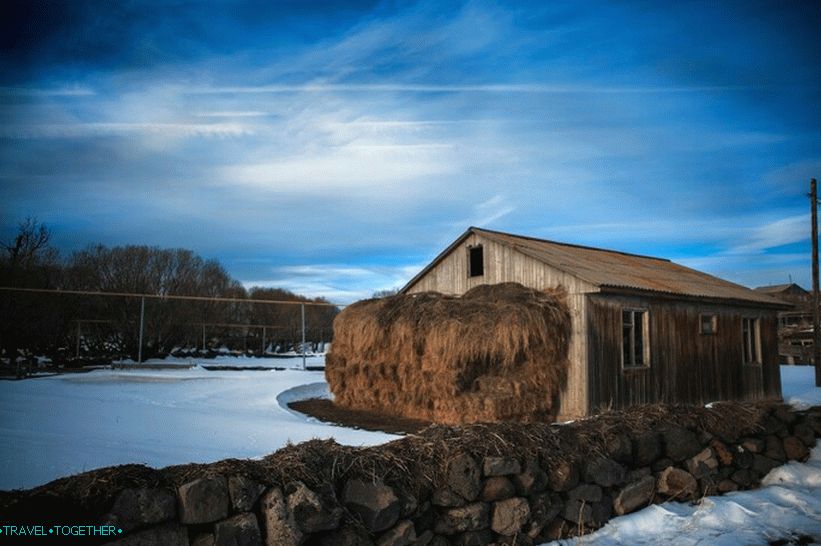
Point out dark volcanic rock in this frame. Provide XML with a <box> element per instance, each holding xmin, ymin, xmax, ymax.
<box><xmin>480</xmin><ymin>477</ymin><xmax>516</xmax><ymax>502</ymax></box>
<box><xmin>177</xmin><ymin>477</ymin><xmax>229</xmax><ymax>525</ymax></box>
<box><xmin>228</xmin><ymin>475</ymin><xmax>266</xmax><ymax>513</ymax></box>
<box><xmin>656</xmin><ymin>467</ymin><xmax>697</xmax><ymax>500</ymax></box>
<box><xmin>214</xmin><ymin>513</ymin><xmax>262</xmax><ymax>546</ymax></box>
<box><xmin>612</xmin><ymin>475</ymin><xmax>655</xmax><ymax>516</ymax></box>
<box><xmin>584</xmin><ymin>457</ymin><xmax>625</xmax><ymax>487</ymax></box>
<box><xmin>107</xmin><ymin>487</ymin><xmax>176</xmax><ymax>532</ymax></box>
<box><xmin>490</xmin><ymin>497</ymin><xmax>530</xmax><ymax>536</ymax></box>
<box><xmin>482</xmin><ymin>456</ymin><xmax>521</xmax><ymax>477</ymax></box>
<box><xmin>661</xmin><ymin>427</ymin><xmax>701</xmax><ymax>462</ymax></box>
<box><xmin>447</xmin><ymin>454</ymin><xmax>482</xmax><ymax>502</ymax></box>
<box><xmin>343</xmin><ymin>479</ymin><xmax>400</xmax><ymax>533</ymax></box>
<box><xmin>434</xmin><ymin>503</ymin><xmax>490</xmax><ymax>535</ymax></box>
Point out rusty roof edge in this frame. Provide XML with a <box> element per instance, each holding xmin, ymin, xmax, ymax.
<box><xmin>496</xmin><ymin>239</ymin><xmax>602</xmax><ymax>289</ymax></box>
<box><xmin>597</xmin><ymin>285</ymin><xmax>794</xmax><ymax>309</ymax></box>
<box><xmin>471</xmin><ymin>226</ymin><xmax>673</xmax><ymax>262</ymax></box>
<box><xmin>478</xmin><ymin>229</ymin><xmax>786</xmax><ymax>307</ymax></box>
<box><xmin>400</xmin><ymin>226</ymin><xmax>789</xmax><ymax>309</ymax></box>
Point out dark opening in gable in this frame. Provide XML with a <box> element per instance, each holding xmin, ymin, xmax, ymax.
<box><xmin>469</xmin><ymin>245</ymin><xmax>484</xmax><ymax>277</ymax></box>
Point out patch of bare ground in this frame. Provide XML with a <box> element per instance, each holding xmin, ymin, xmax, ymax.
<box><xmin>288</xmin><ymin>397</ymin><xmax>431</xmax><ymax>434</ymax></box>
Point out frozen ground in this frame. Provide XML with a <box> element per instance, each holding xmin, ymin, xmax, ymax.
<box><xmin>543</xmin><ymin>446</ymin><xmax>821</xmax><ymax>546</ymax></box>
<box><xmin>111</xmin><ymin>353</ymin><xmax>327</xmax><ymax>369</ymax></box>
<box><xmin>544</xmin><ymin>364</ymin><xmax>821</xmax><ymax>546</ymax></box>
<box><xmin>1</xmin><ymin>360</ymin><xmax>819</xmax><ymax>546</ymax></box>
<box><xmin>781</xmin><ymin>364</ymin><xmax>821</xmax><ymax>409</ymax></box>
<box><xmin>0</xmin><ymin>357</ymin><xmax>393</xmax><ymax>490</ymax></box>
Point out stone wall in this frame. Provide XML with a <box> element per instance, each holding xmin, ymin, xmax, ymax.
<box><xmin>2</xmin><ymin>403</ymin><xmax>819</xmax><ymax>546</ymax></box>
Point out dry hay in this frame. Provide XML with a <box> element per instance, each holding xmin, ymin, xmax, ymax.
<box><xmin>326</xmin><ymin>282</ymin><xmax>571</xmax><ymax>424</ymax></box>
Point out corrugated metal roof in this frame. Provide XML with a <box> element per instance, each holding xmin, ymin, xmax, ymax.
<box><xmin>754</xmin><ymin>283</ymin><xmax>806</xmax><ymax>294</ymax></box>
<box><xmin>406</xmin><ymin>227</ymin><xmax>789</xmax><ymax>307</ymax></box>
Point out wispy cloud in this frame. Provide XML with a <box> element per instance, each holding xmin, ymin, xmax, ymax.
<box><xmin>454</xmin><ymin>195</ymin><xmax>515</xmax><ymax>228</ymax></box>
<box><xmin>242</xmin><ymin>263</ymin><xmax>424</xmax><ymax>304</ymax></box>
<box><xmin>728</xmin><ymin>215</ymin><xmax>809</xmax><ymax>255</ymax></box>
<box><xmin>221</xmin><ymin>143</ymin><xmax>457</xmax><ymax>193</ymax></box>
<box><xmin>0</xmin><ymin>86</ymin><xmax>96</xmax><ymax>97</ymax></box>
<box><xmin>1</xmin><ymin>122</ymin><xmax>253</xmax><ymax>139</ymax></box>
<box><xmin>761</xmin><ymin>160</ymin><xmax>821</xmax><ymax>196</ymax></box>
<box><xmin>195</xmin><ymin>111</ymin><xmax>270</xmax><ymax>118</ymax></box>
<box><xmin>187</xmin><ymin>83</ymin><xmax>745</xmax><ymax>95</ymax></box>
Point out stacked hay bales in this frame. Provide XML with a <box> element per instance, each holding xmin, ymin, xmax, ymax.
<box><xmin>325</xmin><ymin>282</ymin><xmax>571</xmax><ymax>424</ymax></box>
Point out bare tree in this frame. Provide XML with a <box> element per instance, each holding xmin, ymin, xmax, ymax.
<box><xmin>372</xmin><ymin>287</ymin><xmax>400</xmax><ymax>298</ymax></box>
<box><xmin>247</xmin><ymin>287</ymin><xmax>338</xmax><ymax>352</ymax></box>
<box><xmin>65</xmin><ymin>245</ymin><xmax>240</xmax><ymax>359</ymax></box>
<box><xmin>0</xmin><ymin>218</ymin><xmax>61</xmax><ymax>375</ymax></box>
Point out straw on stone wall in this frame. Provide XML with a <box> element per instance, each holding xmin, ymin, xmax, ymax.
<box><xmin>325</xmin><ymin>282</ymin><xmax>571</xmax><ymax>424</ymax></box>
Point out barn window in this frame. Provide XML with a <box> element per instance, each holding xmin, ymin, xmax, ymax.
<box><xmin>742</xmin><ymin>317</ymin><xmax>761</xmax><ymax>364</ymax></box>
<box><xmin>622</xmin><ymin>309</ymin><xmax>649</xmax><ymax>368</ymax></box>
<box><xmin>468</xmin><ymin>245</ymin><xmax>484</xmax><ymax>277</ymax></box>
<box><xmin>700</xmin><ymin>314</ymin><xmax>717</xmax><ymax>335</ymax></box>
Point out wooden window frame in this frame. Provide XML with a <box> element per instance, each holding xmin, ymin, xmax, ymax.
<box><xmin>467</xmin><ymin>245</ymin><xmax>484</xmax><ymax>278</ymax></box>
<box><xmin>742</xmin><ymin>316</ymin><xmax>762</xmax><ymax>365</ymax></box>
<box><xmin>621</xmin><ymin>308</ymin><xmax>650</xmax><ymax>370</ymax></box>
<box><xmin>699</xmin><ymin>313</ymin><xmax>718</xmax><ymax>335</ymax></box>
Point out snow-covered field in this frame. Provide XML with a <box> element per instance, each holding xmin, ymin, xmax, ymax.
<box><xmin>0</xmin><ymin>360</ymin><xmax>819</xmax><ymax>545</ymax></box>
<box><xmin>111</xmin><ymin>353</ymin><xmax>328</xmax><ymax>369</ymax></box>
<box><xmin>0</xmin><ymin>357</ymin><xmax>394</xmax><ymax>490</ymax></box>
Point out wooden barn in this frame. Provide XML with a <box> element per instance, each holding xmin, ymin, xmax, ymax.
<box><xmin>400</xmin><ymin>226</ymin><xmax>790</xmax><ymax>420</ymax></box>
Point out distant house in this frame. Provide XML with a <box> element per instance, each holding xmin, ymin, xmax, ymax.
<box><xmin>755</xmin><ymin>283</ymin><xmax>810</xmax><ymax>307</ymax></box>
<box><xmin>401</xmin><ymin>227</ymin><xmax>790</xmax><ymax>420</ymax></box>
<box><xmin>755</xmin><ymin>283</ymin><xmax>813</xmax><ymax>364</ymax></box>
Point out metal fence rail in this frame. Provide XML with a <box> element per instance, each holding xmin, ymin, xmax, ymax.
<box><xmin>0</xmin><ymin>286</ymin><xmax>343</xmax><ymax>369</ymax></box>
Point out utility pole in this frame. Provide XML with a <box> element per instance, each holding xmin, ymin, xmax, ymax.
<box><xmin>138</xmin><ymin>296</ymin><xmax>145</xmax><ymax>364</ymax></box>
<box><xmin>301</xmin><ymin>302</ymin><xmax>306</xmax><ymax>370</ymax></box>
<box><xmin>811</xmin><ymin>178</ymin><xmax>820</xmax><ymax>386</ymax></box>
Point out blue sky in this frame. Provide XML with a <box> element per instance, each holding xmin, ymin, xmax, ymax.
<box><xmin>1</xmin><ymin>0</ymin><xmax>820</xmax><ymax>303</ymax></box>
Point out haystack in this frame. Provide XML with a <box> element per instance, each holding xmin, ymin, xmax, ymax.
<box><xmin>325</xmin><ymin>282</ymin><xmax>571</xmax><ymax>424</ymax></box>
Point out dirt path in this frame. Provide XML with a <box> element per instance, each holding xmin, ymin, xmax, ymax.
<box><xmin>288</xmin><ymin>398</ymin><xmax>431</xmax><ymax>435</ymax></box>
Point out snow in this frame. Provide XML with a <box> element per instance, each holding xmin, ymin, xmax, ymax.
<box><xmin>781</xmin><ymin>364</ymin><xmax>821</xmax><ymax>409</ymax></box>
<box><xmin>0</xmin><ymin>359</ymin><xmax>395</xmax><ymax>490</ymax></box>
<box><xmin>111</xmin><ymin>354</ymin><xmax>327</xmax><ymax>369</ymax></box>
<box><xmin>543</xmin><ymin>447</ymin><xmax>821</xmax><ymax>546</ymax></box>
<box><xmin>542</xmin><ymin>365</ymin><xmax>821</xmax><ymax>546</ymax></box>
<box><xmin>1</xmin><ymin>359</ymin><xmax>819</xmax><ymax>546</ymax></box>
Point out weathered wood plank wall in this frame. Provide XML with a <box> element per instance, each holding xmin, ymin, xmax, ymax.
<box><xmin>587</xmin><ymin>294</ymin><xmax>781</xmax><ymax>411</ymax></box>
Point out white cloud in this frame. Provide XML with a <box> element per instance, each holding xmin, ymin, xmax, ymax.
<box><xmin>222</xmin><ymin>143</ymin><xmax>456</xmax><ymax>193</ymax></box>
<box><xmin>267</xmin><ymin>265</ymin><xmax>380</xmax><ymax>279</ymax></box>
<box><xmin>761</xmin><ymin>160</ymin><xmax>821</xmax><ymax>194</ymax></box>
<box><xmin>0</xmin><ymin>122</ymin><xmax>253</xmax><ymax>139</ymax></box>
<box><xmin>728</xmin><ymin>214</ymin><xmax>808</xmax><ymax>255</ymax></box>
<box><xmin>452</xmin><ymin>195</ymin><xmax>515</xmax><ymax>229</ymax></box>
<box><xmin>241</xmin><ymin>263</ymin><xmax>424</xmax><ymax>304</ymax></box>
<box><xmin>187</xmin><ymin>83</ymin><xmax>744</xmax><ymax>95</ymax></box>
<box><xmin>195</xmin><ymin>111</ymin><xmax>270</xmax><ymax>118</ymax></box>
<box><xmin>0</xmin><ymin>86</ymin><xmax>96</xmax><ymax>97</ymax></box>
